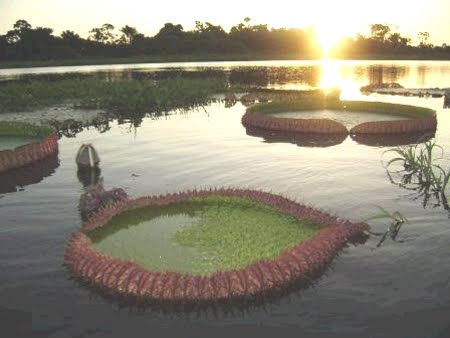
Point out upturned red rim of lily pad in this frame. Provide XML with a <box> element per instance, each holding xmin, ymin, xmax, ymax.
<box><xmin>0</xmin><ymin>122</ymin><xmax>59</xmax><ymax>174</ymax></box>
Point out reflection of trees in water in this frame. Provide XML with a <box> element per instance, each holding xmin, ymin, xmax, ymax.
<box><xmin>416</xmin><ymin>65</ymin><xmax>429</xmax><ymax>87</ymax></box>
<box><xmin>48</xmin><ymin>117</ymin><xmax>112</xmax><ymax>138</ymax></box>
<box><xmin>228</xmin><ymin>66</ymin><xmax>320</xmax><ymax>87</ymax></box>
<box><xmin>50</xmin><ymin>95</ymin><xmax>243</xmax><ymax>138</ymax></box>
<box><xmin>353</xmin><ymin>66</ymin><xmax>368</xmax><ymax>81</ymax></box>
<box><xmin>367</xmin><ymin>65</ymin><xmax>409</xmax><ymax>86</ymax></box>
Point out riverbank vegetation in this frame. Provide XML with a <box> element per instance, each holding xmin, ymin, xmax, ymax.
<box><xmin>1</xmin><ymin>20</ymin><xmax>449</xmax><ymax>69</ymax></box>
<box><xmin>0</xmin><ymin>76</ymin><xmax>227</xmax><ymax>124</ymax></box>
<box><xmin>384</xmin><ymin>141</ymin><xmax>450</xmax><ymax>211</ymax></box>
<box><xmin>329</xmin><ymin>24</ymin><xmax>450</xmax><ymax>60</ymax></box>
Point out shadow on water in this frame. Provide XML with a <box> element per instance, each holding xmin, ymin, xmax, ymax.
<box><xmin>350</xmin><ymin>132</ymin><xmax>435</xmax><ymax>147</ymax></box>
<box><xmin>245</xmin><ymin>125</ymin><xmax>436</xmax><ymax>149</ymax></box>
<box><xmin>244</xmin><ymin>125</ymin><xmax>347</xmax><ymax>148</ymax></box>
<box><xmin>0</xmin><ymin>152</ymin><xmax>59</xmax><ymax>194</ymax></box>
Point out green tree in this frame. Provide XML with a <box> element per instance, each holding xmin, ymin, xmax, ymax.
<box><xmin>0</xmin><ymin>35</ymin><xmax>8</xmax><ymax>59</ymax></box>
<box><xmin>61</xmin><ymin>30</ymin><xmax>81</xmax><ymax>42</ymax></box>
<box><xmin>418</xmin><ymin>32</ymin><xmax>432</xmax><ymax>48</ymax></box>
<box><xmin>6</xmin><ymin>19</ymin><xmax>32</xmax><ymax>43</ymax></box>
<box><xmin>119</xmin><ymin>25</ymin><xmax>138</xmax><ymax>44</ymax></box>
<box><xmin>154</xmin><ymin>23</ymin><xmax>186</xmax><ymax>53</ymax></box>
<box><xmin>387</xmin><ymin>32</ymin><xmax>411</xmax><ymax>48</ymax></box>
<box><xmin>370</xmin><ymin>24</ymin><xmax>391</xmax><ymax>42</ymax></box>
<box><xmin>89</xmin><ymin>23</ymin><xmax>116</xmax><ymax>44</ymax></box>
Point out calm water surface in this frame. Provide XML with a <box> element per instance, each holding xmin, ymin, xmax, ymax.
<box><xmin>1</xmin><ymin>60</ymin><xmax>450</xmax><ymax>337</ymax></box>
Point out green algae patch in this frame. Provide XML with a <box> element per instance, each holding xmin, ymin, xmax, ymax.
<box><xmin>88</xmin><ymin>195</ymin><xmax>323</xmax><ymax>276</ymax></box>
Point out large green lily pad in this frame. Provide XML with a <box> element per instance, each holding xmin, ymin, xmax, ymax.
<box><xmin>88</xmin><ymin>195</ymin><xmax>323</xmax><ymax>276</ymax></box>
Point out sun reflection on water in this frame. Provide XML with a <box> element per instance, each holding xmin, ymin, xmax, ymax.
<box><xmin>319</xmin><ymin>60</ymin><xmax>364</xmax><ymax>100</ymax></box>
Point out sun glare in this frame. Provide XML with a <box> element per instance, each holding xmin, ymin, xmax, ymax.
<box><xmin>313</xmin><ymin>7</ymin><xmax>362</xmax><ymax>59</ymax></box>
<box><xmin>319</xmin><ymin>60</ymin><xmax>364</xmax><ymax>100</ymax></box>
<box><xmin>315</xmin><ymin>22</ymin><xmax>353</xmax><ymax>59</ymax></box>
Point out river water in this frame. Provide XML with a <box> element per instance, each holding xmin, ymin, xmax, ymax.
<box><xmin>0</xmin><ymin>60</ymin><xmax>449</xmax><ymax>337</ymax></box>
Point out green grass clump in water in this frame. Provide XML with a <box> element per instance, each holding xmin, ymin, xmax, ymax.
<box><xmin>88</xmin><ymin>195</ymin><xmax>323</xmax><ymax>276</ymax></box>
<box><xmin>0</xmin><ymin>76</ymin><xmax>227</xmax><ymax>115</ymax></box>
<box><xmin>384</xmin><ymin>140</ymin><xmax>450</xmax><ymax>209</ymax></box>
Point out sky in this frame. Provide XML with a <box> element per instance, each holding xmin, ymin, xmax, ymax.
<box><xmin>0</xmin><ymin>0</ymin><xmax>449</xmax><ymax>46</ymax></box>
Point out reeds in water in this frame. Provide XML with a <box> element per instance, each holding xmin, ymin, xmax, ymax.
<box><xmin>384</xmin><ymin>141</ymin><xmax>450</xmax><ymax>210</ymax></box>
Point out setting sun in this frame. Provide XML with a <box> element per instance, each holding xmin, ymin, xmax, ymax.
<box><xmin>312</xmin><ymin>4</ymin><xmax>365</xmax><ymax>58</ymax></box>
<box><xmin>315</xmin><ymin>23</ymin><xmax>350</xmax><ymax>58</ymax></box>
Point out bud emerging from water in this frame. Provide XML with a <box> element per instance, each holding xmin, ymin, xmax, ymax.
<box><xmin>76</xmin><ymin>144</ymin><xmax>100</xmax><ymax>168</ymax></box>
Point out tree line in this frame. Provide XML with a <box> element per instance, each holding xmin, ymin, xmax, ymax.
<box><xmin>0</xmin><ymin>19</ymin><xmax>448</xmax><ymax>62</ymax></box>
<box><xmin>330</xmin><ymin>24</ymin><xmax>450</xmax><ymax>58</ymax></box>
<box><xmin>0</xmin><ymin>18</ymin><xmax>320</xmax><ymax>61</ymax></box>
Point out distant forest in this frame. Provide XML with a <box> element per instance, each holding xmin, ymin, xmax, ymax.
<box><xmin>0</xmin><ymin>19</ymin><xmax>449</xmax><ymax>63</ymax></box>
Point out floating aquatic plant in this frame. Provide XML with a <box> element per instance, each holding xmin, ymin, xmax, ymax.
<box><xmin>78</xmin><ymin>180</ymin><xmax>128</xmax><ymax>222</ymax></box>
<box><xmin>0</xmin><ymin>77</ymin><xmax>227</xmax><ymax>116</ymax></box>
<box><xmin>0</xmin><ymin>121</ymin><xmax>58</xmax><ymax>174</ymax></box>
<box><xmin>242</xmin><ymin>90</ymin><xmax>436</xmax><ymax>136</ymax></box>
<box><xmin>65</xmin><ymin>188</ymin><xmax>368</xmax><ymax>303</ymax></box>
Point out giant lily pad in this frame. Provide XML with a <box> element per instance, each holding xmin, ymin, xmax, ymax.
<box><xmin>65</xmin><ymin>189</ymin><xmax>367</xmax><ymax>302</ymax></box>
